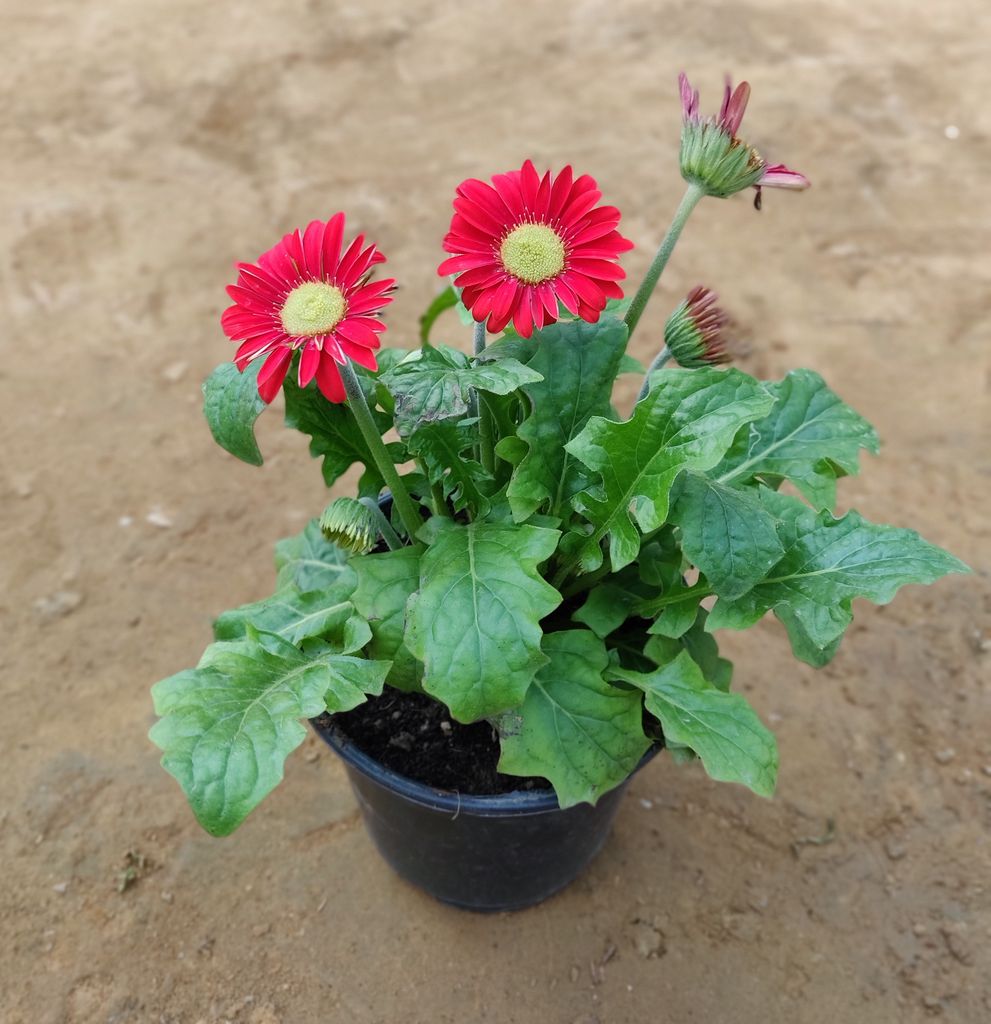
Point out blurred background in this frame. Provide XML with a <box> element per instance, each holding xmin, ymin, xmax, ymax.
<box><xmin>1</xmin><ymin>1</ymin><xmax>988</xmax><ymax>1021</ymax></box>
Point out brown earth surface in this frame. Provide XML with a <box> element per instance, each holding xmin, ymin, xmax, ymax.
<box><xmin>2</xmin><ymin>0</ymin><xmax>989</xmax><ymax>1021</ymax></box>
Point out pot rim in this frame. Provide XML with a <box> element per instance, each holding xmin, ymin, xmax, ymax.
<box><xmin>311</xmin><ymin>715</ymin><xmax>662</xmax><ymax>818</ymax></box>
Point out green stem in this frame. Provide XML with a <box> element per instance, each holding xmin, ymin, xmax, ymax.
<box><xmin>636</xmin><ymin>347</ymin><xmax>672</xmax><ymax>403</ymax></box>
<box><xmin>636</xmin><ymin>581</ymin><xmax>713</xmax><ymax>619</ymax></box>
<box><xmin>358</xmin><ymin>497</ymin><xmax>403</xmax><ymax>551</ymax></box>
<box><xmin>473</xmin><ymin>320</ymin><xmax>496</xmax><ymax>474</ymax></box>
<box><xmin>560</xmin><ymin>560</ymin><xmax>613</xmax><ymax>600</ymax></box>
<box><xmin>623</xmin><ymin>183</ymin><xmax>704</xmax><ymax>340</ymax></box>
<box><xmin>339</xmin><ymin>359</ymin><xmax>423</xmax><ymax>542</ymax></box>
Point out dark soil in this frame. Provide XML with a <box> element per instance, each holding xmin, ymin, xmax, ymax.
<box><xmin>314</xmin><ymin>689</ymin><xmax>552</xmax><ymax>795</ymax></box>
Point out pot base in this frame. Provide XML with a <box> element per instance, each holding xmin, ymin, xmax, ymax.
<box><xmin>311</xmin><ymin>715</ymin><xmax>659</xmax><ymax>912</ymax></box>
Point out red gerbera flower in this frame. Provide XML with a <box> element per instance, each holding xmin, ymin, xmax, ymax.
<box><xmin>220</xmin><ymin>213</ymin><xmax>395</xmax><ymax>403</ymax></box>
<box><xmin>438</xmin><ymin>160</ymin><xmax>634</xmax><ymax>337</ymax></box>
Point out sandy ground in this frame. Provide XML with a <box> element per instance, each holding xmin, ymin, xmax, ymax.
<box><xmin>2</xmin><ymin>0</ymin><xmax>989</xmax><ymax>1021</ymax></box>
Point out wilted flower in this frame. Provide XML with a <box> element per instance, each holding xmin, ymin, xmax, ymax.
<box><xmin>221</xmin><ymin>214</ymin><xmax>395</xmax><ymax>403</ymax></box>
<box><xmin>319</xmin><ymin>497</ymin><xmax>379</xmax><ymax>554</ymax></box>
<box><xmin>679</xmin><ymin>73</ymin><xmax>810</xmax><ymax>202</ymax></box>
<box><xmin>438</xmin><ymin>160</ymin><xmax>633</xmax><ymax>337</ymax></box>
<box><xmin>665</xmin><ymin>286</ymin><xmax>731</xmax><ymax>368</ymax></box>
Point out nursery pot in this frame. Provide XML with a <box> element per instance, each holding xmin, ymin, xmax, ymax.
<box><xmin>311</xmin><ymin>716</ymin><xmax>660</xmax><ymax>912</ymax></box>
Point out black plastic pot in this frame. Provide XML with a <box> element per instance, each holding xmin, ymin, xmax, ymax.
<box><xmin>311</xmin><ymin>716</ymin><xmax>660</xmax><ymax>912</ymax></box>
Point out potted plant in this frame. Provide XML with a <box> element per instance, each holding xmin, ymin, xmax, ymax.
<box><xmin>150</xmin><ymin>73</ymin><xmax>967</xmax><ymax>912</ymax></box>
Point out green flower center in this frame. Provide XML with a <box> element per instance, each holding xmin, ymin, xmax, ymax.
<box><xmin>500</xmin><ymin>223</ymin><xmax>566</xmax><ymax>284</ymax></box>
<box><xmin>280</xmin><ymin>281</ymin><xmax>347</xmax><ymax>336</ymax></box>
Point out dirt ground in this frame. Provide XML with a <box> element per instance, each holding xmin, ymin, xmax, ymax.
<box><xmin>2</xmin><ymin>0</ymin><xmax>989</xmax><ymax>1021</ymax></box>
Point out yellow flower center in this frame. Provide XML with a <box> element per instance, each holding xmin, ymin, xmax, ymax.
<box><xmin>499</xmin><ymin>223</ymin><xmax>566</xmax><ymax>284</ymax></box>
<box><xmin>280</xmin><ymin>282</ymin><xmax>347</xmax><ymax>336</ymax></box>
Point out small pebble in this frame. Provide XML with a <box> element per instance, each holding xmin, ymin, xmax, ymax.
<box><xmin>933</xmin><ymin>748</ymin><xmax>956</xmax><ymax>765</ymax></box>
<box><xmin>52</xmin><ymin>882</ymin><xmax>69</xmax><ymax>895</ymax></box>
<box><xmin>118</xmin><ymin>515</ymin><xmax>133</xmax><ymax>528</ymax></box>
<box><xmin>912</xmin><ymin>922</ymin><xmax>927</xmax><ymax>936</ymax></box>
<box><xmin>944</xmin><ymin>125</ymin><xmax>959</xmax><ymax>140</ymax></box>
<box><xmin>162</xmin><ymin>360</ymin><xmax>189</xmax><ymax>383</ymax></box>
<box><xmin>439</xmin><ymin>720</ymin><xmax>452</xmax><ymax>735</ymax></box>
<box><xmin>34</xmin><ymin>591</ymin><xmax>83</xmax><ymax>620</ymax></box>
<box><xmin>146</xmin><ymin>508</ymin><xmax>173</xmax><ymax>529</ymax></box>
<box><xmin>981</xmin><ymin>765</ymin><xmax>991</xmax><ymax>778</ymax></box>
<box><xmin>885</xmin><ymin>840</ymin><xmax>907</xmax><ymax>861</ymax></box>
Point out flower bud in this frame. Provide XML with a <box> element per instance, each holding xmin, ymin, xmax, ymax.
<box><xmin>678</xmin><ymin>73</ymin><xmax>810</xmax><ymax>202</ymax></box>
<box><xmin>319</xmin><ymin>497</ymin><xmax>378</xmax><ymax>555</ymax></box>
<box><xmin>665</xmin><ymin>287</ymin><xmax>731</xmax><ymax>368</ymax></box>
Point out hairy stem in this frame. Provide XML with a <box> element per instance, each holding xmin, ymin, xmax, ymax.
<box><xmin>473</xmin><ymin>320</ymin><xmax>496</xmax><ymax>474</ymax></box>
<box><xmin>636</xmin><ymin>346</ymin><xmax>672</xmax><ymax>403</ymax></box>
<box><xmin>339</xmin><ymin>359</ymin><xmax>423</xmax><ymax>542</ymax></box>
<box><xmin>358</xmin><ymin>497</ymin><xmax>403</xmax><ymax>550</ymax></box>
<box><xmin>623</xmin><ymin>183</ymin><xmax>705</xmax><ymax>340</ymax></box>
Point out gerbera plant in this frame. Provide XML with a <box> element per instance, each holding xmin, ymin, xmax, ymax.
<box><xmin>151</xmin><ymin>74</ymin><xmax>967</xmax><ymax>838</ymax></box>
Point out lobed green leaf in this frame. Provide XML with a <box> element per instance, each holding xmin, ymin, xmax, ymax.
<box><xmin>714</xmin><ymin>369</ymin><xmax>880</xmax><ymax>509</ymax></box>
<box><xmin>567</xmin><ymin>368</ymin><xmax>774</xmax><ymax>572</ymax></box>
<box><xmin>404</xmin><ymin>521</ymin><xmax>562</xmax><ymax>722</ymax></box>
<box><xmin>497</xmin><ymin>630</ymin><xmax>651</xmax><ymax>807</ymax></box>
<box><xmin>274</xmin><ymin>520</ymin><xmax>356</xmax><ymax>593</ymax></box>
<box><xmin>707</xmin><ymin>489</ymin><xmax>970</xmax><ymax>662</ymax></box>
<box><xmin>610</xmin><ymin>651</ymin><xmax>777</xmax><ymax>797</ymax></box>
<box><xmin>507</xmin><ymin>316</ymin><xmax>630</xmax><ymax>522</ymax></box>
<box><xmin>150</xmin><ymin>629</ymin><xmax>389</xmax><ymax>835</ymax></box>
<box><xmin>669</xmin><ymin>471</ymin><xmax>785</xmax><ymax>599</ymax></box>
<box><xmin>350</xmin><ymin>548</ymin><xmax>423</xmax><ymax>692</ymax></box>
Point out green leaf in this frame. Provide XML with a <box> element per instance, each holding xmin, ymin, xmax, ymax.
<box><xmin>405</xmin><ymin>522</ymin><xmax>562</xmax><ymax>722</ymax></box>
<box><xmin>707</xmin><ymin>491</ymin><xmax>970</xmax><ymax>662</ymax></box>
<box><xmin>274</xmin><ymin>520</ymin><xmax>356</xmax><ymax>593</ymax></box>
<box><xmin>573</xmin><ymin>583</ymin><xmax>640</xmax><ymax>638</ymax></box>
<box><xmin>150</xmin><ymin>629</ymin><xmax>389</xmax><ymax>835</ymax></box>
<box><xmin>646</xmin><ymin>583</ymin><xmax>701</xmax><ymax>639</ymax></box>
<box><xmin>669</xmin><ymin>471</ymin><xmax>785</xmax><ymax>599</ymax></box>
<box><xmin>419</xmin><ymin>286</ymin><xmax>459</xmax><ymax>343</ymax></box>
<box><xmin>283</xmin><ymin>375</ymin><xmax>401</xmax><ymax>497</ymax></box>
<box><xmin>406</xmin><ymin>419</ymin><xmax>495</xmax><ymax>516</ymax></box>
<box><xmin>350</xmin><ymin>548</ymin><xmax>423</xmax><ymax>692</ymax></box>
<box><xmin>381</xmin><ymin>346</ymin><xmax>542</xmax><ymax>438</ymax></box>
<box><xmin>497</xmin><ymin>630</ymin><xmax>651</xmax><ymax>807</ymax></box>
<box><xmin>644</xmin><ymin>608</ymin><xmax>733</xmax><ymax>690</ymax></box>
<box><xmin>202</xmin><ymin>361</ymin><xmax>267</xmax><ymax>466</ymax></box>
<box><xmin>507</xmin><ymin>316</ymin><xmax>630</xmax><ymax>521</ymax></box>
<box><xmin>567</xmin><ymin>368</ymin><xmax>774</xmax><ymax>572</ymax></box>
<box><xmin>214</xmin><ymin>591</ymin><xmax>366</xmax><ymax>648</ymax></box>
<box><xmin>611</xmin><ymin>651</ymin><xmax>777</xmax><ymax>797</ymax></box>
<box><xmin>714</xmin><ymin>369</ymin><xmax>880</xmax><ymax>509</ymax></box>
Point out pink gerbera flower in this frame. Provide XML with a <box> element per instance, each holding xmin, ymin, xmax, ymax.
<box><xmin>679</xmin><ymin>72</ymin><xmax>810</xmax><ymax>202</ymax></box>
<box><xmin>221</xmin><ymin>214</ymin><xmax>395</xmax><ymax>403</ymax></box>
<box><xmin>438</xmin><ymin>160</ymin><xmax>634</xmax><ymax>337</ymax></box>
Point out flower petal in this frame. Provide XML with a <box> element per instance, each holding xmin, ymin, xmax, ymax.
<box><xmin>302</xmin><ymin>220</ymin><xmax>325</xmax><ymax>278</ymax></box>
<box><xmin>256</xmin><ymin>346</ymin><xmax>292</xmax><ymax>403</ymax></box>
<box><xmin>315</xmin><ymin>354</ymin><xmax>346</xmax><ymax>404</ymax></box>
<box><xmin>298</xmin><ymin>339</ymin><xmax>321</xmax><ymax>387</ymax></box>
<box><xmin>321</xmin><ymin>213</ymin><xmax>346</xmax><ymax>277</ymax></box>
<box><xmin>758</xmin><ymin>164</ymin><xmax>811</xmax><ymax>189</ymax></box>
<box><xmin>339</xmin><ymin>338</ymin><xmax>378</xmax><ymax>371</ymax></box>
<box><xmin>336</xmin><ymin>317</ymin><xmax>381</xmax><ymax>350</ymax></box>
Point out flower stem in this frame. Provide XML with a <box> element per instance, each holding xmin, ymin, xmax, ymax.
<box><xmin>339</xmin><ymin>359</ymin><xmax>423</xmax><ymax>542</ymax></box>
<box><xmin>473</xmin><ymin>320</ymin><xmax>496</xmax><ymax>474</ymax></box>
<box><xmin>623</xmin><ymin>183</ymin><xmax>705</xmax><ymax>340</ymax></box>
<box><xmin>636</xmin><ymin>347</ymin><xmax>672</xmax><ymax>403</ymax></box>
<box><xmin>358</xmin><ymin>497</ymin><xmax>403</xmax><ymax>551</ymax></box>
